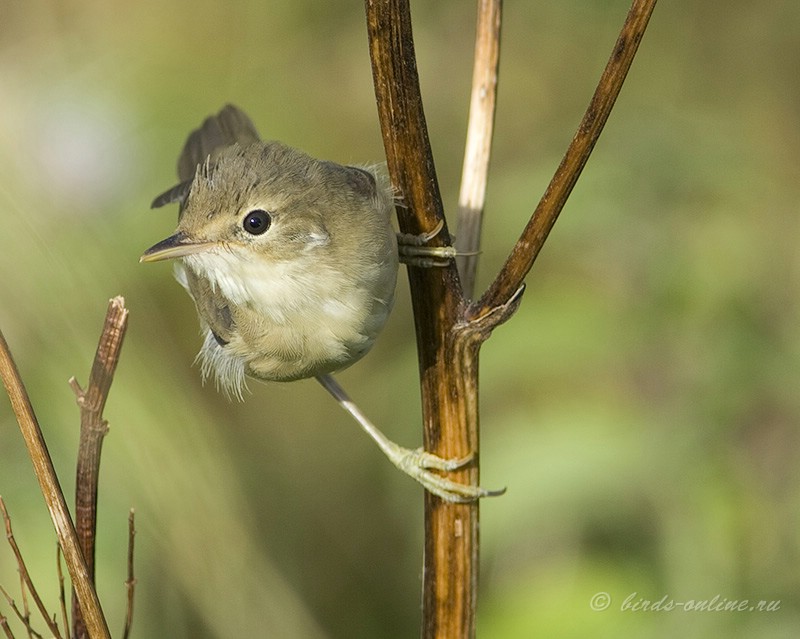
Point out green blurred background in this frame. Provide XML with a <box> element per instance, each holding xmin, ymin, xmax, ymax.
<box><xmin>1</xmin><ymin>1</ymin><xmax>798</xmax><ymax>637</ymax></box>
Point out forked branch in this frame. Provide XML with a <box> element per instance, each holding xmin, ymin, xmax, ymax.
<box><xmin>1</xmin><ymin>497</ymin><xmax>61</xmax><ymax>638</ymax></box>
<box><xmin>365</xmin><ymin>1</ymin><xmax>657</xmax><ymax>637</ymax></box>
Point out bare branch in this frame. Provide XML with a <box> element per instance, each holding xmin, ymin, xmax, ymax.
<box><xmin>55</xmin><ymin>546</ymin><xmax>69</xmax><ymax>639</ymax></box>
<box><xmin>364</xmin><ymin>0</ymin><xmax>450</xmax><ymax>241</ymax></box>
<box><xmin>469</xmin><ymin>0</ymin><xmax>659</xmax><ymax>320</ymax></box>
<box><xmin>16</xmin><ymin>571</ymin><xmax>30</xmax><ymax>639</ymax></box>
<box><xmin>0</xmin><ymin>611</ymin><xmax>15</xmax><ymax>639</ymax></box>
<box><xmin>1</xmin><ymin>585</ymin><xmax>41</xmax><ymax>639</ymax></box>
<box><xmin>1</xmin><ymin>497</ymin><xmax>61</xmax><ymax>638</ymax></box>
<box><xmin>365</xmin><ymin>2</ymin><xmax>481</xmax><ymax>637</ymax></box>
<box><xmin>70</xmin><ymin>296</ymin><xmax>129</xmax><ymax>639</ymax></box>
<box><xmin>455</xmin><ymin>0</ymin><xmax>503</xmax><ymax>299</ymax></box>
<box><xmin>121</xmin><ymin>509</ymin><xmax>136</xmax><ymax>639</ymax></box>
<box><xmin>0</xmin><ymin>331</ymin><xmax>111</xmax><ymax>639</ymax></box>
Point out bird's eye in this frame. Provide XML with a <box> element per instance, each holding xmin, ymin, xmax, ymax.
<box><xmin>242</xmin><ymin>209</ymin><xmax>272</xmax><ymax>235</ymax></box>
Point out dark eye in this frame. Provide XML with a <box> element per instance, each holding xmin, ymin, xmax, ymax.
<box><xmin>242</xmin><ymin>209</ymin><xmax>272</xmax><ymax>235</ymax></box>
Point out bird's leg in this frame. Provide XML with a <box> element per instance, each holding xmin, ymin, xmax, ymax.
<box><xmin>316</xmin><ymin>374</ymin><xmax>505</xmax><ymax>503</ymax></box>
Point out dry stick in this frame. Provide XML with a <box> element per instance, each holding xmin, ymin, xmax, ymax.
<box><xmin>365</xmin><ymin>2</ymin><xmax>486</xmax><ymax>637</ymax></box>
<box><xmin>469</xmin><ymin>0</ymin><xmax>659</xmax><ymax>320</ymax></box>
<box><xmin>365</xmin><ymin>2</ymin><xmax>450</xmax><ymax>236</ymax></box>
<box><xmin>366</xmin><ymin>2</ymin><xmax>521</xmax><ymax>636</ymax></box>
<box><xmin>56</xmin><ymin>548</ymin><xmax>69</xmax><ymax>638</ymax></box>
<box><xmin>0</xmin><ymin>585</ymin><xmax>38</xmax><ymax>639</ymax></box>
<box><xmin>0</xmin><ymin>613</ymin><xmax>13</xmax><ymax>639</ymax></box>
<box><xmin>455</xmin><ymin>0</ymin><xmax>503</xmax><ymax>300</ymax></box>
<box><xmin>0</xmin><ymin>499</ymin><xmax>61</xmax><ymax>638</ymax></box>
<box><xmin>15</xmin><ymin>571</ymin><xmax>30</xmax><ymax>639</ymax></box>
<box><xmin>121</xmin><ymin>510</ymin><xmax>135</xmax><ymax>639</ymax></box>
<box><xmin>69</xmin><ymin>296</ymin><xmax>129</xmax><ymax>639</ymax></box>
<box><xmin>0</xmin><ymin>331</ymin><xmax>111</xmax><ymax>639</ymax></box>
<box><xmin>12</xmin><ymin>563</ymin><xmax>30</xmax><ymax>639</ymax></box>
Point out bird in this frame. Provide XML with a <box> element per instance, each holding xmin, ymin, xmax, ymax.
<box><xmin>141</xmin><ymin>104</ymin><xmax>502</xmax><ymax>502</ymax></box>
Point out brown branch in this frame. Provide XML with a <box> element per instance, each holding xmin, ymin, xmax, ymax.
<box><xmin>0</xmin><ymin>585</ymin><xmax>39</xmax><ymax>639</ymax></box>
<box><xmin>69</xmin><ymin>296</ymin><xmax>128</xmax><ymax>639</ymax></box>
<box><xmin>0</xmin><ymin>612</ymin><xmax>14</xmax><ymax>639</ymax></box>
<box><xmin>455</xmin><ymin>0</ymin><xmax>503</xmax><ymax>299</ymax></box>
<box><xmin>0</xmin><ymin>330</ymin><xmax>111</xmax><ymax>638</ymax></box>
<box><xmin>15</xmin><ymin>571</ymin><xmax>30</xmax><ymax>639</ymax></box>
<box><xmin>365</xmin><ymin>2</ymin><xmax>483</xmax><ymax>637</ymax></box>
<box><xmin>468</xmin><ymin>0</ymin><xmax>659</xmax><ymax>320</ymax></box>
<box><xmin>0</xmin><ymin>499</ymin><xmax>61</xmax><ymax>638</ymax></box>
<box><xmin>364</xmin><ymin>0</ymin><xmax>466</xmax><ymax>455</ymax></box>
<box><xmin>364</xmin><ymin>0</ymin><xmax>448</xmax><ymax>238</ymax></box>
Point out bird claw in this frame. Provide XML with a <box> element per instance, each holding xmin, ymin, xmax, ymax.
<box><xmin>412</xmin><ymin>447</ymin><xmax>474</xmax><ymax>471</ymax></box>
<box><xmin>397</xmin><ymin>220</ymin><xmax>458</xmax><ymax>267</ymax></box>
<box><xmin>394</xmin><ymin>447</ymin><xmax>506</xmax><ymax>503</ymax></box>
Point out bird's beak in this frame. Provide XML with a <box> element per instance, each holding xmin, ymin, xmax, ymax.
<box><xmin>140</xmin><ymin>232</ymin><xmax>216</xmax><ymax>263</ymax></box>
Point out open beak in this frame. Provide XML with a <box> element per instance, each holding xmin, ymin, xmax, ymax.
<box><xmin>140</xmin><ymin>232</ymin><xmax>216</xmax><ymax>263</ymax></box>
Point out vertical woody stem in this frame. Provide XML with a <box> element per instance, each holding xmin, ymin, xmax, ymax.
<box><xmin>365</xmin><ymin>1</ymin><xmax>482</xmax><ymax>636</ymax></box>
<box><xmin>70</xmin><ymin>296</ymin><xmax>128</xmax><ymax>639</ymax></box>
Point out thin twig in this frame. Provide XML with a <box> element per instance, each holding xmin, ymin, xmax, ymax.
<box><xmin>16</xmin><ymin>571</ymin><xmax>30</xmax><ymax>639</ymax></box>
<box><xmin>455</xmin><ymin>0</ymin><xmax>503</xmax><ymax>299</ymax></box>
<box><xmin>121</xmin><ymin>509</ymin><xmax>135</xmax><ymax>639</ymax></box>
<box><xmin>0</xmin><ymin>611</ymin><xmax>15</xmax><ymax>639</ymax></box>
<box><xmin>56</xmin><ymin>547</ymin><xmax>69</xmax><ymax>638</ymax></box>
<box><xmin>0</xmin><ymin>330</ymin><xmax>111</xmax><ymax>639</ymax></box>
<box><xmin>0</xmin><ymin>586</ymin><xmax>42</xmax><ymax>639</ymax></box>
<box><xmin>0</xmin><ymin>586</ymin><xmax>41</xmax><ymax>639</ymax></box>
<box><xmin>69</xmin><ymin>296</ymin><xmax>129</xmax><ymax>639</ymax></box>
<box><xmin>469</xmin><ymin>0</ymin><xmax>659</xmax><ymax>320</ymax></box>
<box><xmin>0</xmin><ymin>499</ymin><xmax>60</xmax><ymax>638</ymax></box>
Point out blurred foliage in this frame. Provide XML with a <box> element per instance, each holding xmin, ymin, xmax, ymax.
<box><xmin>1</xmin><ymin>0</ymin><xmax>799</xmax><ymax>637</ymax></box>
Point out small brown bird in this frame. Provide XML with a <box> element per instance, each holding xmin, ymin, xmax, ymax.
<box><xmin>142</xmin><ymin>105</ymin><xmax>501</xmax><ymax>502</ymax></box>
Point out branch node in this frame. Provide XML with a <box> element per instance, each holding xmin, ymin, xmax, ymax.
<box><xmin>462</xmin><ymin>283</ymin><xmax>525</xmax><ymax>337</ymax></box>
<box><xmin>68</xmin><ymin>377</ymin><xmax>85</xmax><ymax>402</ymax></box>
